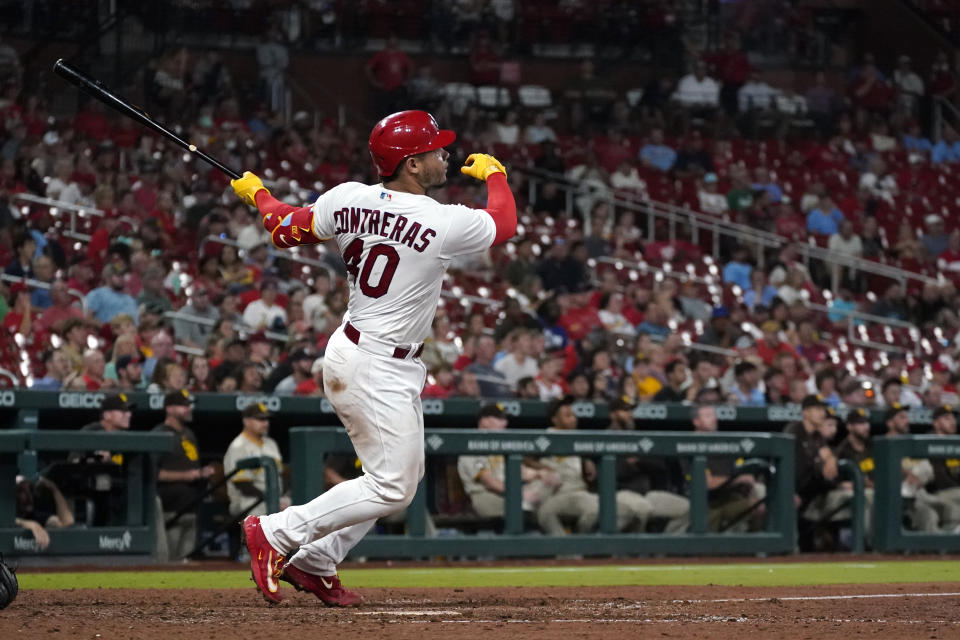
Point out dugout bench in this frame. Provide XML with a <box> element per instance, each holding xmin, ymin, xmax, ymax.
<box><xmin>0</xmin><ymin>430</ymin><xmax>175</xmax><ymax>556</ymax></box>
<box><xmin>289</xmin><ymin>427</ymin><xmax>798</xmax><ymax>558</ymax></box>
<box><xmin>873</xmin><ymin>435</ymin><xmax>960</xmax><ymax>553</ymax></box>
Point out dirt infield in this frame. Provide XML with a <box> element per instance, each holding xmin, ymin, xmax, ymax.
<box><xmin>4</xmin><ymin>582</ymin><xmax>960</xmax><ymax>639</ymax></box>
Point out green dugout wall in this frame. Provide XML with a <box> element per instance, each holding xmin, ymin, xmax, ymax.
<box><xmin>290</xmin><ymin>427</ymin><xmax>798</xmax><ymax>557</ymax></box>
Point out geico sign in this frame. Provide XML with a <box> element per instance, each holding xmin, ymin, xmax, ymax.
<box><xmin>235</xmin><ymin>395</ymin><xmax>282</xmax><ymax>412</ymax></box>
<box><xmin>421</xmin><ymin>400</ymin><xmax>445</xmax><ymax>415</ymax></box>
<box><xmin>571</xmin><ymin>402</ymin><xmax>595</xmax><ymax>418</ymax></box>
<box><xmin>767</xmin><ymin>406</ymin><xmax>802</xmax><ymax>422</ymax></box>
<box><xmin>320</xmin><ymin>399</ymin><xmax>335</xmax><ymax>413</ymax></box>
<box><xmin>634</xmin><ymin>404</ymin><xmax>668</xmax><ymax>420</ymax></box>
<box><xmin>149</xmin><ymin>394</ymin><xmax>165</xmax><ymax>410</ymax></box>
<box><xmin>58</xmin><ymin>392</ymin><xmax>105</xmax><ymax>409</ymax></box>
<box><xmin>715</xmin><ymin>405</ymin><xmax>738</xmax><ymax>421</ymax></box>
<box><xmin>0</xmin><ymin>390</ymin><xmax>15</xmax><ymax>407</ymax></box>
<box><xmin>498</xmin><ymin>400</ymin><xmax>522</xmax><ymax>416</ymax></box>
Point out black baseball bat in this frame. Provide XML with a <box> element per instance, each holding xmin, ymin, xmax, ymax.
<box><xmin>52</xmin><ymin>58</ymin><xmax>243</xmax><ymax>180</ymax></box>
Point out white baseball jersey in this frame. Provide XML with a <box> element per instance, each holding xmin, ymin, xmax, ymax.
<box><xmin>223</xmin><ymin>432</ymin><xmax>283</xmax><ymax>517</ymax></box>
<box><xmin>311</xmin><ymin>182</ymin><xmax>496</xmax><ymax>344</ymax></box>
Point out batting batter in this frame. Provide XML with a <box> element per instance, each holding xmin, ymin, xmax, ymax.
<box><xmin>233</xmin><ymin>110</ymin><xmax>516</xmax><ymax>606</ymax></box>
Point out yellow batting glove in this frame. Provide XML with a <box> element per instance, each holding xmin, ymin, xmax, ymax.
<box><xmin>460</xmin><ymin>153</ymin><xmax>507</xmax><ymax>181</ymax></box>
<box><xmin>231</xmin><ymin>171</ymin><xmax>270</xmax><ymax>207</ymax></box>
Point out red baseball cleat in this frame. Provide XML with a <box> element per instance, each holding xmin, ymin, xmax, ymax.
<box><xmin>280</xmin><ymin>564</ymin><xmax>364</xmax><ymax>607</ymax></box>
<box><xmin>241</xmin><ymin>515</ymin><xmax>285</xmax><ymax>603</ymax></box>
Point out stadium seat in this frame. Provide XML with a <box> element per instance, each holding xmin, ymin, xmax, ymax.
<box><xmin>517</xmin><ymin>85</ymin><xmax>553</xmax><ymax>109</ymax></box>
<box><xmin>476</xmin><ymin>86</ymin><xmax>512</xmax><ymax>110</ymax></box>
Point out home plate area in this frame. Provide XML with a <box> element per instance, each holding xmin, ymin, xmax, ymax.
<box><xmin>5</xmin><ymin>584</ymin><xmax>960</xmax><ymax>640</ymax></box>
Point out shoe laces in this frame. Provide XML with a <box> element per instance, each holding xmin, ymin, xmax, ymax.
<box><xmin>271</xmin><ymin>554</ymin><xmax>286</xmax><ymax>581</ymax></box>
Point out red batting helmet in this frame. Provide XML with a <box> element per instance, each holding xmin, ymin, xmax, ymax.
<box><xmin>368</xmin><ymin>110</ymin><xmax>456</xmax><ymax>177</ymax></box>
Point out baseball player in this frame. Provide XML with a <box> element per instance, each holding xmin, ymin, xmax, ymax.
<box><xmin>223</xmin><ymin>403</ymin><xmax>286</xmax><ymax>519</ymax></box>
<box><xmin>232</xmin><ymin>110</ymin><xmax>516</xmax><ymax>606</ymax></box>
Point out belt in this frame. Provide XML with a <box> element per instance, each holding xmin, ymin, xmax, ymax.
<box><xmin>344</xmin><ymin>322</ymin><xmax>424</xmax><ymax>360</ymax></box>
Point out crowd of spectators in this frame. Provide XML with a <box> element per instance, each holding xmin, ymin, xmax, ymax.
<box><xmin>0</xmin><ymin>34</ymin><xmax>958</xmax><ymax>412</ymax></box>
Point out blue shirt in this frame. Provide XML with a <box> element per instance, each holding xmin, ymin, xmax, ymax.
<box><xmin>903</xmin><ymin>135</ymin><xmax>932</xmax><ymax>152</ymax></box>
<box><xmin>640</xmin><ymin>144</ymin><xmax>677</xmax><ymax>172</ymax></box>
<box><xmin>828</xmin><ymin>299</ymin><xmax>865</xmax><ymax>326</ymax></box>
<box><xmin>635</xmin><ymin>321</ymin><xmax>671</xmax><ymax>338</ymax></box>
<box><xmin>806</xmin><ymin>207</ymin><xmax>845</xmax><ymax>235</ymax></box>
<box><xmin>86</xmin><ymin>286</ymin><xmax>139</xmax><ymax>325</ymax></box>
<box><xmin>752</xmin><ymin>181</ymin><xmax>783</xmax><ymax>203</ymax></box>
<box><xmin>31</xmin><ymin>289</ymin><xmax>51</xmax><ymax>310</ymax></box>
<box><xmin>822</xmin><ymin>392</ymin><xmax>841</xmax><ymax>409</ymax></box>
<box><xmin>731</xmin><ymin>385</ymin><xmax>766</xmax><ymax>407</ymax></box>
<box><xmin>743</xmin><ymin>284</ymin><xmax>779</xmax><ymax>310</ymax></box>
<box><xmin>931</xmin><ymin>140</ymin><xmax>960</xmax><ymax>164</ymax></box>
<box><xmin>142</xmin><ymin>356</ymin><xmax>159</xmax><ymax>385</ymax></box>
<box><xmin>31</xmin><ymin>376</ymin><xmax>62</xmax><ymax>391</ymax></box>
<box><xmin>722</xmin><ymin>261</ymin><xmax>753</xmax><ymax>291</ymax></box>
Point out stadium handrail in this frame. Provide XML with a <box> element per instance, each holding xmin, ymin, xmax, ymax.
<box><xmin>162</xmin><ymin>310</ymin><xmax>289</xmax><ymax>347</ymax></box>
<box><xmin>0</xmin><ymin>367</ymin><xmax>18</xmax><ymax>387</ymax></box>
<box><xmin>592</xmin><ymin>255</ymin><xmax>922</xmax><ymax>357</ymax></box>
<box><xmin>11</xmin><ymin>193</ymin><xmax>138</xmax><ymax>242</ymax></box>
<box><xmin>805</xmin><ymin>302</ymin><xmax>922</xmax><ymax>356</ymax></box>
<box><xmin>519</xmin><ymin>167</ymin><xmax>940</xmax><ymax>288</ymax></box>
<box><xmin>198</xmin><ymin>235</ymin><xmax>330</xmax><ymax>270</ymax></box>
<box><xmin>0</xmin><ymin>273</ymin><xmax>87</xmax><ymax>312</ymax></box>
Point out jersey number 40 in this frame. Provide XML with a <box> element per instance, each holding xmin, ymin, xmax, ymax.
<box><xmin>342</xmin><ymin>238</ymin><xmax>400</xmax><ymax>299</ymax></box>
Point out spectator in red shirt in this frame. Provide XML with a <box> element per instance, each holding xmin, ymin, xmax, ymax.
<box><xmin>929</xmin><ymin>51</ymin><xmax>958</xmax><ymax>101</ymax></box>
<box><xmin>364</xmin><ymin>35</ymin><xmax>414</xmax><ymax>115</ymax></box>
<box><xmin>132</xmin><ymin>161</ymin><xmax>160</xmax><ymax>213</ymax></box>
<box><xmin>36</xmin><ymin>279</ymin><xmax>84</xmax><ymax>335</ymax></box>
<box><xmin>3</xmin><ymin>282</ymin><xmax>34</xmax><ymax>335</ymax></box>
<box><xmin>849</xmin><ymin>62</ymin><xmax>894</xmax><ymax>113</ymax></box>
<box><xmin>558</xmin><ymin>288</ymin><xmax>602</xmax><ymax>342</ymax></box>
<box><xmin>756</xmin><ymin>320</ymin><xmax>799</xmax><ymax>366</ymax></box>
<box><xmin>468</xmin><ymin>31</ymin><xmax>500</xmax><ymax>86</ymax></box>
<box><xmin>795</xmin><ymin>320</ymin><xmax>829</xmax><ymax>365</ymax></box>
<box><xmin>422</xmin><ymin>364</ymin><xmax>456</xmax><ymax>399</ymax></box>
<box><xmin>705</xmin><ymin>31</ymin><xmax>751</xmax><ymax>115</ymax></box>
<box><xmin>64</xmin><ymin>348</ymin><xmax>106</xmax><ymax>391</ymax></box>
<box><xmin>938</xmin><ymin>229</ymin><xmax>960</xmax><ymax>278</ymax></box>
<box><xmin>316</xmin><ymin>145</ymin><xmax>350</xmax><ymax>187</ymax></box>
<box><xmin>294</xmin><ymin>357</ymin><xmax>326</xmax><ymax>397</ymax></box>
<box><xmin>73</xmin><ymin>99</ymin><xmax>111</xmax><ymax>141</ymax></box>
<box><xmin>111</xmin><ymin>117</ymin><xmax>140</xmax><ymax>148</ymax></box>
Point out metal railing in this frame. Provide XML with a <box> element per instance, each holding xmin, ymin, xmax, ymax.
<box><xmin>932</xmin><ymin>96</ymin><xmax>960</xmax><ymax>143</ymax></box>
<box><xmin>590</xmin><ymin>255</ymin><xmax>922</xmax><ymax>359</ymax></box>
<box><xmin>519</xmin><ymin>167</ymin><xmax>940</xmax><ymax>288</ymax></box>
<box><xmin>0</xmin><ymin>367</ymin><xmax>19</xmax><ymax>387</ymax></box>
<box><xmin>162</xmin><ymin>310</ymin><xmax>289</xmax><ymax>352</ymax></box>
<box><xmin>198</xmin><ymin>235</ymin><xmax>332</xmax><ymax>271</ymax></box>
<box><xmin>806</xmin><ymin>302</ymin><xmax>921</xmax><ymax>356</ymax></box>
<box><xmin>0</xmin><ymin>273</ymin><xmax>87</xmax><ymax>312</ymax></box>
<box><xmin>11</xmin><ymin>193</ymin><xmax>138</xmax><ymax>242</ymax></box>
<box><xmin>802</xmin><ymin>242</ymin><xmax>938</xmax><ymax>290</ymax></box>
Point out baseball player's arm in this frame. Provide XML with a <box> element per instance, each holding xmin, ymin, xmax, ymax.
<box><xmin>230</xmin><ymin>171</ymin><xmax>326</xmax><ymax>248</ymax></box>
<box><xmin>461</xmin><ymin>154</ymin><xmax>517</xmax><ymax>246</ymax></box>
<box><xmin>476</xmin><ymin>469</ymin><xmax>505</xmax><ymax>495</ymax></box>
<box><xmin>483</xmin><ymin>173</ymin><xmax>517</xmax><ymax>245</ymax></box>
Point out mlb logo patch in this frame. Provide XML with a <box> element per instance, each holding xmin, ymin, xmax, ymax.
<box><xmin>380</xmin><ymin>192</ymin><xmax>392</xmax><ymax>201</ymax></box>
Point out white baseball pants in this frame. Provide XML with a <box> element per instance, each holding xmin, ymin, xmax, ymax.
<box><xmin>259</xmin><ymin>325</ymin><xmax>427</xmax><ymax>574</ymax></box>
